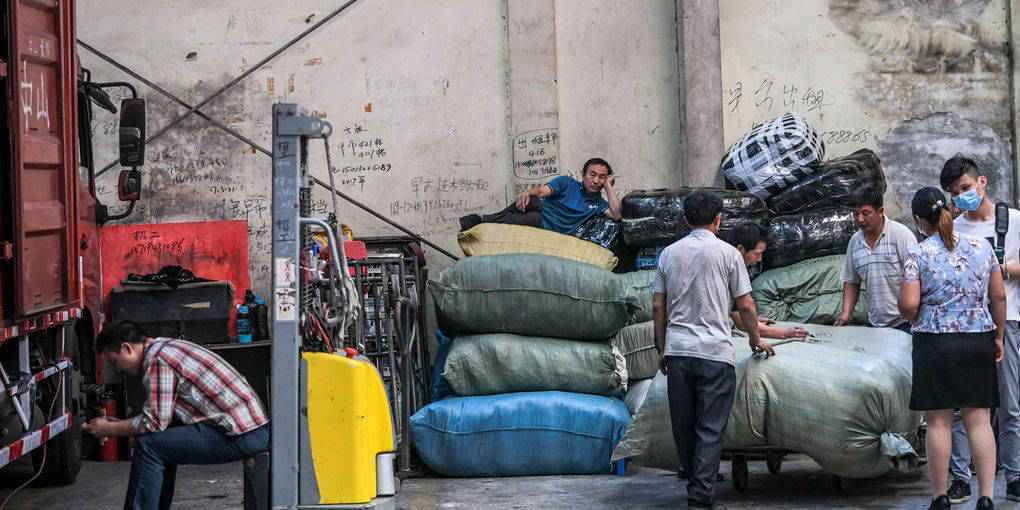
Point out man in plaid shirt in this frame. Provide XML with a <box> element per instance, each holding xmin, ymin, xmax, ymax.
<box><xmin>83</xmin><ymin>321</ymin><xmax>269</xmax><ymax>510</ymax></box>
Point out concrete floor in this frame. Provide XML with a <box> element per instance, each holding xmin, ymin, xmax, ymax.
<box><xmin>0</xmin><ymin>455</ymin><xmax>1018</xmax><ymax>509</ymax></box>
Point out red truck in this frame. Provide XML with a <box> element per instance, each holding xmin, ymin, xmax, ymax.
<box><xmin>0</xmin><ymin>0</ymin><xmax>144</xmax><ymax>483</ymax></box>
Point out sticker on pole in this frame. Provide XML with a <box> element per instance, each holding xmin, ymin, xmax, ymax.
<box><xmin>275</xmin><ymin>257</ymin><xmax>297</xmax><ymax>322</ymax></box>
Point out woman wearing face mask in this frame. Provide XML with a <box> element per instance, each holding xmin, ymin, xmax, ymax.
<box><xmin>899</xmin><ymin>187</ymin><xmax>1007</xmax><ymax>510</ymax></box>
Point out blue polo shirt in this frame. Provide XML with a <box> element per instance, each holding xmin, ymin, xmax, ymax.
<box><xmin>540</xmin><ymin>176</ymin><xmax>609</xmax><ymax>234</ymax></box>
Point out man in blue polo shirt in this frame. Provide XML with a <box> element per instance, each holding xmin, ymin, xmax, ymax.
<box><xmin>459</xmin><ymin>157</ymin><xmax>622</xmax><ymax>235</ymax></box>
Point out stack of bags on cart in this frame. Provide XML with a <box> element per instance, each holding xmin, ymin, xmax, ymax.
<box><xmin>409</xmin><ymin>253</ymin><xmax>641</xmax><ymax>477</ymax></box>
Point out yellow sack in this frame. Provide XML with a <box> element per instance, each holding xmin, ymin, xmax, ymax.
<box><xmin>458</xmin><ymin>223</ymin><xmax>618</xmax><ymax>270</ymax></box>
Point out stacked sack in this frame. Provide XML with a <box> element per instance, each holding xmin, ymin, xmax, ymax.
<box><xmin>411</xmin><ymin>253</ymin><xmax>638</xmax><ymax>477</ymax></box>
<box><xmin>611</xmin><ymin>270</ymin><xmax>660</xmax><ymax>414</ymax></box>
<box><xmin>720</xmin><ymin>111</ymin><xmax>889</xmax><ymax>325</ymax></box>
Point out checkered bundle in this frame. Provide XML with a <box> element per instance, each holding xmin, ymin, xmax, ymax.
<box><xmin>720</xmin><ymin>111</ymin><xmax>825</xmax><ymax>199</ymax></box>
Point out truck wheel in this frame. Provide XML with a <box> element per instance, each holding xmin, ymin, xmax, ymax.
<box><xmin>31</xmin><ymin>326</ymin><xmax>83</xmax><ymax>485</ymax></box>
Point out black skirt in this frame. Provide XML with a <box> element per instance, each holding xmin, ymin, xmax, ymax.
<box><xmin>910</xmin><ymin>330</ymin><xmax>999</xmax><ymax>411</ymax></box>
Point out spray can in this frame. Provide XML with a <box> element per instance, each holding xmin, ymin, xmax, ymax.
<box><xmin>238</xmin><ymin>305</ymin><xmax>252</xmax><ymax>343</ymax></box>
<box><xmin>255</xmin><ymin>296</ymin><xmax>270</xmax><ymax>341</ymax></box>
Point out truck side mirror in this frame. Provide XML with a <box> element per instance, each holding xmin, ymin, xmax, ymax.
<box><xmin>119</xmin><ymin>98</ymin><xmax>146</xmax><ymax>167</ymax></box>
<box><xmin>118</xmin><ymin>169</ymin><xmax>141</xmax><ymax>201</ymax></box>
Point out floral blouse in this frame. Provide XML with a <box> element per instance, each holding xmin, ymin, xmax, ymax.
<box><xmin>901</xmin><ymin>232</ymin><xmax>997</xmax><ymax>333</ymax></box>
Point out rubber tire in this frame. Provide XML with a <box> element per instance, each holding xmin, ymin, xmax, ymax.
<box><xmin>31</xmin><ymin>325</ymin><xmax>83</xmax><ymax>485</ymax></box>
<box><xmin>833</xmin><ymin>475</ymin><xmax>849</xmax><ymax>492</ymax></box>
<box><xmin>731</xmin><ymin>455</ymin><xmax>748</xmax><ymax>491</ymax></box>
<box><xmin>766</xmin><ymin>451</ymin><xmax>783</xmax><ymax>475</ymax></box>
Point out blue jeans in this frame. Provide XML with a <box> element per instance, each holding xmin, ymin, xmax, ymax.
<box><xmin>951</xmin><ymin>321</ymin><xmax>1020</xmax><ymax>483</ymax></box>
<box><xmin>124</xmin><ymin>422</ymin><xmax>270</xmax><ymax>510</ymax></box>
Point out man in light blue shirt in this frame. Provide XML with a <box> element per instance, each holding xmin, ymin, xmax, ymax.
<box><xmin>458</xmin><ymin>158</ymin><xmax>622</xmax><ymax>234</ymax></box>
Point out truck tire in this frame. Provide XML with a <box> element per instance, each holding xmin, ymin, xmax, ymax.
<box><xmin>31</xmin><ymin>325</ymin><xmax>83</xmax><ymax>485</ymax></box>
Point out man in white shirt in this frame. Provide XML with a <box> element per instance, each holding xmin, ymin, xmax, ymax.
<box><xmin>942</xmin><ymin>155</ymin><xmax>1020</xmax><ymax>503</ymax></box>
<box><xmin>835</xmin><ymin>186</ymin><xmax>917</xmax><ymax>332</ymax></box>
<box><xmin>652</xmin><ymin>190</ymin><xmax>773</xmax><ymax>510</ymax></box>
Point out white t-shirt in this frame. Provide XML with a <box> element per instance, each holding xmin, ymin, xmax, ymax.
<box><xmin>954</xmin><ymin>208</ymin><xmax>1020</xmax><ymax>322</ymax></box>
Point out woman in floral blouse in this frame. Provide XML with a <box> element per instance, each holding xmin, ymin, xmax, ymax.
<box><xmin>899</xmin><ymin>187</ymin><xmax>1007</xmax><ymax>510</ymax></box>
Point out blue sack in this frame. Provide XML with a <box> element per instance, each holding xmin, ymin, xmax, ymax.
<box><xmin>409</xmin><ymin>391</ymin><xmax>632</xmax><ymax>477</ymax></box>
<box><xmin>429</xmin><ymin>330</ymin><xmax>456</xmax><ymax>402</ymax></box>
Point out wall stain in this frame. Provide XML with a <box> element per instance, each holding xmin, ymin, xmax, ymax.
<box><xmin>304</xmin><ymin>57</ymin><xmax>323</xmax><ymax>67</ymax></box>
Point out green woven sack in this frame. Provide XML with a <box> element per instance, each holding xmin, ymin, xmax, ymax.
<box><xmin>619</xmin><ymin>270</ymin><xmax>656</xmax><ymax>324</ymax></box>
<box><xmin>442</xmin><ymin>333</ymin><xmax>624</xmax><ymax>397</ymax></box>
<box><xmin>751</xmin><ymin>255</ymin><xmax>869</xmax><ymax>325</ymax></box>
<box><xmin>611</xmin><ymin>322</ymin><xmax>658</xmax><ymax>380</ymax></box>
<box><xmin>428</xmin><ymin>253</ymin><xmax>640</xmax><ymax>341</ymax></box>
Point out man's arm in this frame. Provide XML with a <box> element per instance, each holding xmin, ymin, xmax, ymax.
<box><xmin>516</xmin><ymin>184</ymin><xmax>553</xmax><ymax>212</ymax></box>
<box><xmin>82</xmin><ymin>416</ymin><xmax>142</xmax><ymax>438</ymax></box>
<box><xmin>653</xmin><ymin>292</ymin><xmax>667</xmax><ymax>374</ymax></box>
<box><xmin>602</xmin><ymin>176</ymin><xmax>622</xmax><ymax>221</ymax></box>
<box><xmin>990</xmin><ymin>264</ymin><xmax>1007</xmax><ymax>363</ymax></box>
<box><xmin>735</xmin><ymin>293</ymin><xmax>774</xmax><ymax>356</ymax></box>
<box><xmin>85</xmin><ymin>358</ymin><xmax>178</xmax><ymax>440</ymax></box>
<box><xmin>731</xmin><ymin>310</ymin><xmax>808</xmax><ymax>339</ymax></box>
<box><xmin>834</xmin><ymin>282</ymin><xmax>861</xmax><ymax>326</ymax></box>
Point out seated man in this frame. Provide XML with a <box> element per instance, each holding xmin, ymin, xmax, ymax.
<box><xmin>83</xmin><ymin>321</ymin><xmax>270</xmax><ymax>510</ymax></box>
<box><xmin>459</xmin><ymin>157</ymin><xmax>622</xmax><ymax>234</ymax></box>
<box><xmin>725</xmin><ymin>221</ymin><xmax>809</xmax><ymax>340</ymax></box>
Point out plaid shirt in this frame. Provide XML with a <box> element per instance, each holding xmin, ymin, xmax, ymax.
<box><xmin>131</xmin><ymin>338</ymin><xmax>268</xmax><ymax>435</ymax></box>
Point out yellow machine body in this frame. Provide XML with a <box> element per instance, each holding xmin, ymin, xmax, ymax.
<box><xmin>302</xmin><ymin>352</ymin><xmax>395</xmax><ymax>504</ymax></box>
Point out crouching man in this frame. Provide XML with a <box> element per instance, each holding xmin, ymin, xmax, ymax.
<box><xmin>83</xmin><ymin>321</ymin><xmax>270</xmax><ymax>510</ymax></box>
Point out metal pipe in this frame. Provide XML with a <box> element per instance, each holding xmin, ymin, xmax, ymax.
<box><xmin>0</xmin><ymin>362</ymin><xmax>30</xmax><ymax>432</ymax></box>
<box><xmin>300</xmin><ymin>217</ymin><xmax>349</xmax><ymax>326</ymax></box>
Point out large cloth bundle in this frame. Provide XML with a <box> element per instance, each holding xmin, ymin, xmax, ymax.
<box><xmin>766</xmin><ymin>149</ymin><xmax>886</xmax><ymax>216</ymax></box>
<box><xmin>410</xmin><ymin>391</ymin><xmax>632</xmax><ymax>477</ymax></box>
<box><xmin>751</xmin><ymin>255</ymin><xmax>869</xmax><ymax>325</ymax></box>
<box><xmin>612</xmin><ymin>323</ymin><xmax>921</xmax><ymax>479</ymax></box>
<box><xmin>427</xmin><ymin>254</ymin><xmax>640</xmax><ymax>341</ymax></box>
<box><xmin>721</xmin><ymin>111</ymin><xmax>825</xmax><ymax>199</ymax></box>
<box><xmin>611</xmin><ymin>322</ymin><xmax>658</xmax><ymax>381</ymax></box>
<box><xmin>572</xmin><ymin>215</ymin><xmax>638</xmax><ymax>273</ymax></box>
<box><xmin>764</xmin><ymin>208</ymin><xmax>857</xmax><ymax>268</ymax></box>
<box><xmin>619</xmin><ymin>270</ymin><xmax>655</xmax><ymax>324</ymax></box>
<box><xmin>458</xmin><ymin>223</ymin><xmax>618</xmax><ymax>270</ymax></box>
<box><xmin>621</xmin><ymin>188</ymin><xmax>768</xmax><ymax>247</ymax></box>
<box><xmin>441</xmin><ymin>333</ymin><xmax>625</xmax><ymax>397</ymax></box>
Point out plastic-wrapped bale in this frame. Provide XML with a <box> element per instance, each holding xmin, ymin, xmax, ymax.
<box><xmin>621</xmin><ymin>188</ymin><xmax>768</xmax><ymax>247</ymax></box>
<box><xmin>619</xmin><ymin>270</ymin><xmax>655</xmax><ymax>324</ymax></box>
<box><xmin>766</xmin><ymin>149</ymin><xmax>886</xmax><ymax>217</ymax></box>
<box><xmin>427</xmin><ymin>253</ymin><xmax>640</xmax><ymax>341</ymax></box>
<box><xmin>721</xmin><ymin>111</ymin><xmax>826</xmax><ymax>199</ymax></box>
<box><xmin>612</xmin><ymin>323</ymin><xmax>921</xmax><ymax>479</ymax></box>
<box><xmin>764</xmin><ymin>208</ymin><xmax>857</xmax><ymax>268</ymax></box>
<box><xmin>752</xmin><ymin>255</ymin><xmax>869</xmax><ymax>325</ymax></box>
<box><xmin>458</xmin><ymin>223</ymin><xmax>618</xmax><ymax>270</ymax></box>
<box><xmin>410</xmin><ymin>391</ymin><xmax>632</xmax><ymax>477</ymax></box>
<box><xmin>611</xmin><ymin>322</ymin><xmax>658</xmax><ymax>380</ymax></box>
<box><xmin>572</xmin><ymin>215</ymin><xmax>638</xmax><ymax>273</ymax></box>
<box><xmin>441</xmin><ymin>333</ymin><xmax>625</xmax><ymax>397</ymax></box>
<box><xmin>635</xmin><ymin>245</ymin><xmax>665</xmax><ymax>269</ymax></box>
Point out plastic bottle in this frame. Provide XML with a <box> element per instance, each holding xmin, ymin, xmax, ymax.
<box><xmin>237</xmin><ymin>305</ymin><xmax>252</xmax><ymax>343</ymax></box>
<box><xmin>255</xmin><ymin>296</ymin><xmax>270</xmax><ymax>341</ymax></box>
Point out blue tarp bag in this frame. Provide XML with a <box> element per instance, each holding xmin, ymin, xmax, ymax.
<box><xmin>429</xmin><ymin>330</ymin><xmax>457</xmax><ymax>402</ymax></box>
<box><xmin>409</xmin><ymin>391</ymin><xmax>632</xmax><ymax>477</ymax></box>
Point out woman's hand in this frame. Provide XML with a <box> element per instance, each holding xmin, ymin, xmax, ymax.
<box><xmin>996</xmin><ymin>334</ymin><xmax>1004</xmax><ymax>363</ymax></box>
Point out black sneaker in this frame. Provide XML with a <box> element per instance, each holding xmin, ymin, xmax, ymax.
<box><xmin>976</xmin><ymin>495</ymin><xmax>994</xmax><ymax>510</ymax></box>
<box><xmin>458</xmin><ymin>214</ymin><xmax>482</xmax><ymax>232</ymax></box>
<box><xmin>1008</xmin><ymin>479</ymin><xmax>1020</xmax><ymax>502</ymax></box>
<box><xmin>947</xmin><ymin>477</ymin><xmax>972</xmax><ymax>503</ymax></box>
<box><xmin>926</xmin><ymin>495</ymin><xmax>950</xmax><ymax>510</ymax></box>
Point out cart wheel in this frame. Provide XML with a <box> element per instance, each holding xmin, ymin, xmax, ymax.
<box><xmin>833</xmin><ymin>475</ymin><xmax>849</xmax><ymax>492</ymax></box>
<box><xmin>766</xmin><ymin>451</ymin><xmax>783</xmax><ymax>475</ymax></box>
<box><xmin>731</xmin><ymin>455</ymin><xmax>748</xmax><ymax>491</ymax></box>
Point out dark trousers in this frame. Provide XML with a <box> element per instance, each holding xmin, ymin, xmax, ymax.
<box><xmin>479</xmin><ymin>201</ymin><xmax>543</xmax><ymax>228</ymax></box>
<box><xmin>124</xmin><ymin>423</ymin><xmax>270</xmax><ymax>510</ymax></box>
<box><xmin>666</xmin><ymin>355</ymin><xmax>736</xmax><ymax>507</ymax></box>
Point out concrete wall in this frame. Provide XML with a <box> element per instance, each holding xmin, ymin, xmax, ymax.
<box><xmin>78</xmin><ymin>0</ymin><xmax>686</xmax><ymax>298</ymax></box>
<box><xmin>719</xmin><ymin>0</ymin><xmax>1015</xmax><ymax>220</ymax></box>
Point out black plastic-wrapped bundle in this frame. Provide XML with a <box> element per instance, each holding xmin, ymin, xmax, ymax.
<box><xmin>572</xmin><ymin>215</ymin><xmax>637</xmax><ymax>272</ymax></box>
<box><xmin>621</xmin><ymin>188</ymin><xmax>768</xmax><ymax>247</ymax></box>
<box><xmin>764</xmin><ymin>208</ymin><xmax>857</xmax><ymax>269</ymax></box>
<box><xmin>765</xmin><ymin>149</ymin><xmax>885</xmax><ymax>217</ymax></box>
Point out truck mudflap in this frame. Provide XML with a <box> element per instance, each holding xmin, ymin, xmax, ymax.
<box><xmin>0</xmin><ymin>308</ymin><xmax>82</xmax><ymax>343</ymax></box>
<box><xmin>0</xmin><ymin>412</ymin><xmax>71</xmax><ymax>469</ymax></box>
